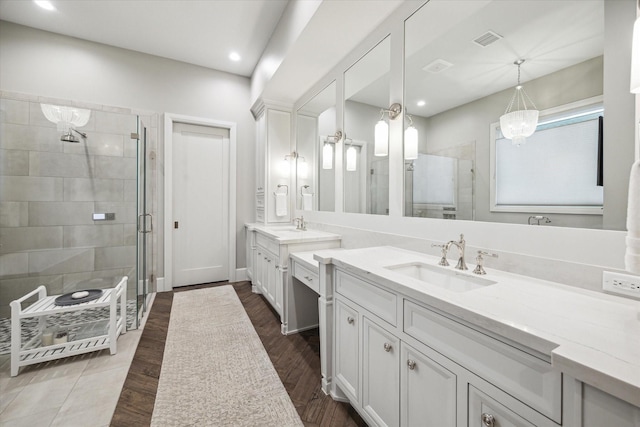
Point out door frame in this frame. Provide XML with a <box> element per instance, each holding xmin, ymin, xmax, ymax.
<box><xmin>163</xmin><ymin>113</ymin><xmax>237</xmax><ymax>290</ymax></box>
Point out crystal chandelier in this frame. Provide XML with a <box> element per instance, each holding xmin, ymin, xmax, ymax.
<box><xmin>499</xmin><ymin>59</ymin><xmax>538</xmax><ymax>146</ymax></box>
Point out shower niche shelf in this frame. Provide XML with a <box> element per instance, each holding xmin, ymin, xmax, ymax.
<box><xmin>9</xmin><ymin>276</ymin><xmax>127</xmax><ymax>376</ymax></box>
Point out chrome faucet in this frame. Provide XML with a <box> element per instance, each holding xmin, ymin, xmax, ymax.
<box><xmin>445</xmin><ymin>234</ymin><xmax>468</xmax><ymax>270</ymax></box>
<box><xmin>294</xmin><ymin>216</ymin><xmax>306</xmax><ymax>231</ymax></box>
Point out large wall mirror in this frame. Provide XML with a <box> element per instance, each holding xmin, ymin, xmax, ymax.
<box><xmin>404</xmin><ymin>0</ymin><xmax>633</xmax><ymax>229</ymax></box>
<box><xmin>344</xmin><ymin>36</ymin><xmax>391</xmax><ymax>215</ymax></box>
<box><xmin>296</xmin><ymin>80</ymin><xmax>337</xmax><ymax>212</ymax></box>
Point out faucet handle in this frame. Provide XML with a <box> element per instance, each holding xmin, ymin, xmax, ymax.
<box><xmin>431</xmin><ymin>244</ymin><xmax>450</xmax><ymax>267</ymax></box>
<box><xmin>473</xmin><ymin>250</ymin><xmax>498</xmax><ymax>275</ymax></box>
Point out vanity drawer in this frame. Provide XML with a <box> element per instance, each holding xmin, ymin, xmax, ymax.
<box><xmin>404</xmin><ymin>300</ymin><xmax>561</xmax><ymax>422</ymax></box>
<box><xmin>336</xmin><ymin>270</ymin><xmax>396</xmax><ymax>326</ymax></box>
<box><xmin>292</xmin><ymin>261</ymin><xmax>319</xmax><ymax>293</ymax></box>
<box><xmin>256</xmin><ymin>232</ymin><xmax>279</xmax><ymax>256</ymax></box>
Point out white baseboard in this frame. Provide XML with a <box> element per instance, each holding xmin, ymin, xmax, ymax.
<box><xmin>234</xmin><ymin>268</ymin><xmax>248</xmax><ymax>282</ymax></box>
<box><xmin>157</xmin><ymin>277</ymin><xmax>170</xmax><ymax>292</ymax></box>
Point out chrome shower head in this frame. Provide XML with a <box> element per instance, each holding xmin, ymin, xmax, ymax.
<box><xmin>60</xmin><ymin>129</ymin><xmax>87</xmax><ymax>143</ymax></box>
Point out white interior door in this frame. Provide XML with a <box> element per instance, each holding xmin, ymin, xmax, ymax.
<box><xmin>172</xmin><ymin>122</ymin><xmax>229</xmax><ymax>287</ymax></box>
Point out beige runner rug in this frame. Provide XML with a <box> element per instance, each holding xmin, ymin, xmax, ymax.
<box><xmin>150</xmin><ymin>286</ymin><xmax>303</xmax><ymax>427</ymax></box>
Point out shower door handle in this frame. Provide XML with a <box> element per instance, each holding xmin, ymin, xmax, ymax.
<box><xmin>138</xmin><ymin>214</ymin><xmax>153</xmax><ymax>233</ymax></box>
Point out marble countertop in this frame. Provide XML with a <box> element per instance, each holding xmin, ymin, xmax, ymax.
<box><xmin>247</xmin><ymin>223</ymin><xmax>341</xmax><ymax>244</ymax></box>
<box><xmin>314</xmin><ymin>246</ymin><xmax>640</xmax><ymax>407</ymax></box>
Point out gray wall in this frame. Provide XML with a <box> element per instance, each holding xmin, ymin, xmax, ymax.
<box><xmin>0</xmin><ymin>21</ymin><xmax>257</xmax><ymax>278</ymax></box>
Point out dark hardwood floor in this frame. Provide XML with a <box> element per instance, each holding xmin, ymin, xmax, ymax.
<box><xmin>110</xmin><ymin>281</ymin><xmax>366</xmax><ymax>427</ymax></box>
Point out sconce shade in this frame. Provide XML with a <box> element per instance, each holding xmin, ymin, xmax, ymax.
<box><xmin>279</xmin><ymin>158</ymin><xmax>290</xmax><ymax>178</ymax></box>
<box><xmin>298</xmin><ymin>158</ymin><xmax>308</xmax><ymax>179</ymax></box>
<box><xmin>374</xmin><ymin>119</ymin><xmax>389</xmax><ymax>156</ymax></box>
<box><xmin>632</xmin><ymin>16</ymin><xmax>640</xmax><ymax>93</ymax></box>
<box><xmin>322</xmin><ymin>143</ymin><xmax>333</xmax><ymax>169</ymax></box>
<box><xmin>41</xmin><ymin>104</ymin><xmax>90</xmax><ymax>133</ymax></box>
<box><xmin>346</xmin><ymin>146</ymin><xmax>357</xmax><ymax>171</ymax></box>
<box><xmin>404</xmin><ymin>125</ymin><xmax>418</xmax><ymax>160</ymax></box>
<box><xmin>500</xmin><ymin>108</ymin><xmax>539</xmax><ymax>147</ymax></box>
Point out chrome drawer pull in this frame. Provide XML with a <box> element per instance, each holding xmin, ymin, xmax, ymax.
<box><xmin>481</xmin><ymin>413</ymin><xmax>495</xmax><ymax>427</ymax></box>
<box><xmin>347</xmin><ymin>316</ymin><xmax>355</xmax><ymax>324</ymax></box>
<box><xmin>407</xmin><ymin>359</ymin><xmax>416</xmax><ymax>370</ymax></box>
<box><xmin>383</xmin><ymin>343</ymin><xmax>392</xmax><ymax>352</ymax></box>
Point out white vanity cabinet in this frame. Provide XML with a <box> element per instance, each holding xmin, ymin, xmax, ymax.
<box><xmin>325</xmin><ymin>247</ymin><xmax>640</xmax><ymax>427</ymax></box>
<box><xmin>332</xmin><ymin>268</ymin><xmax>558</xmax><ymax>427</ymax></box>
<box><xmin>334</xmin><ymin>270</ymin><xmax>457</xmax><ymax>427</ymax></box>
<box><xmin>245</xmin><ymin>224</ymin><xmax>341</xmax><ymax>333</ymax></box>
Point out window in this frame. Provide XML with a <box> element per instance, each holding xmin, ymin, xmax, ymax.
<box><xmin>490</xmin><ymin>97</ymin><xmax>604</xmax><ymax>215</ymax></box>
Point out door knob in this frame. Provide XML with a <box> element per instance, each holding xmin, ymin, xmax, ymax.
<box><xmin>383</xmin><ymin>343</ymin><xmax>392</xmax><ymax>352</ymax></box>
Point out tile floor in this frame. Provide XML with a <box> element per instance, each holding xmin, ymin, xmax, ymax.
<box><xmin>0</xmin><ymin>328</ymin><xmax>141</xmax><ymax>427</ymax></box>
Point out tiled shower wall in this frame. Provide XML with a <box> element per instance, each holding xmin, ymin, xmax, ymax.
<box><xmin>0</xmin><ymin>92</ymin><xmax>157</xmax><ymax>319</ymax></box>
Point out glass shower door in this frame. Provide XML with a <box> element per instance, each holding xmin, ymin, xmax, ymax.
<box><xmin>136</xmin><ymin>119</ymin><xmax>153</xmax><ymax>327</ymax></box>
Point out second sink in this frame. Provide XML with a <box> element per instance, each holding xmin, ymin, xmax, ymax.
<box><xmin>384</xmin><ymin>262</ymin><xmax>496</xmax><ymax>292</ymax></box>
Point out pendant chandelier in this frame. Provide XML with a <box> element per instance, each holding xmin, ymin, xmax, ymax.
<box><xmin>499</xmin><ymin>59</ymin><xmax>539</xmax><ymax>146</ymax></box>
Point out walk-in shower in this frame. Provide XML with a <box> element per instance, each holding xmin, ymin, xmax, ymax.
<box><xmin>0</xmin><ymin>93</ymin><xmax>157</xmax><ymax>354</ymax></box>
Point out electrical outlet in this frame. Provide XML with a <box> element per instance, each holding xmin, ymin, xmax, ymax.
<box><xmin>602</xmin><ymin>271</ymin><xmax>640</xmax><ymax>299</ymax></box>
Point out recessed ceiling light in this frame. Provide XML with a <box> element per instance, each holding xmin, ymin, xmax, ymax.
<box><xmin>417</xmin><ymin>100</ymin><xmax>426</xmax><ymax>107</ymax></box>
<box><xmin>229</xmin><ymin>52</ymin><xmax>241</xmax><ymax>62</ymax></box>
<box><xmin>34</xmin><ymin>0</ymin><xmax>55</xmax><ymax>11</ymax></box>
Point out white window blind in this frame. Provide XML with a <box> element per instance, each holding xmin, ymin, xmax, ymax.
<box><xmin>495</xmin><ymin>116</ymin><xmax>603</xmax><ymax>207</ymax></box>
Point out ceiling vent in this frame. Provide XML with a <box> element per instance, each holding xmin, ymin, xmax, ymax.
<box><xmin>472</xmin><ymin>30</ymin><xmax>503</xmax><ymax>47</ymax></box>
<box><xmin>423</xmin><ymin>59</ymin><xmax>453</xmax><ymax>74</ymax></box>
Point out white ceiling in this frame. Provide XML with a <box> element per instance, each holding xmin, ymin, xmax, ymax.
<box><xmin>0</xmin><ymin>0</ymin><xmax>289</xmax><ymax>77</ymax></box>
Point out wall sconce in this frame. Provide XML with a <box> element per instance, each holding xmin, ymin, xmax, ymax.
<box><xmin>297</xmin><ymin>156</ymin><xmax>308</xmax><ymax>179</ymax></box>
<box><xmin>374</xmin><ymin>103</ymin><xmax>402</xmax><ymax>156</ymax></box>
<box><xmin>346</xmin><ymin>145</ymin><xmax>357</xmax><ymax>171</ymax></box>
<box><xmin>280</xmin><ymin>151</ymin><xmax>298</xmax><ymax>178</ymax></box>
<box><xmin>41</xmin><ymin>104</ymin><xmax>90</xmax><ymax>142</ymax></box>
<box><xmin>322</xmin><ymin>131</ymin><xmax>342</xmax><ymax>170</ymax></box>
<box><xmin>404</xmin><ymin>114</ymin><xmax>418</xmax><ymax>160</ymax></box>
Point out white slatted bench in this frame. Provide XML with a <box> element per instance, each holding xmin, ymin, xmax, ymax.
<box><xmin>10</xmin><ymin>276</ymin><xmax>127</xmax><ymax>376</ymax></box>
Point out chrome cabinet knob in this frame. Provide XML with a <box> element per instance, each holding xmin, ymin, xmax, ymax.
<box><xmin>383</xmin><ymin>343</ymin><xmax>392</xmax><ymax>352</ymax></box>
<box><xmin>407</xmin><ymin>359</ymin><xmax>416</xmax><ymax>370</ymax></box>
<box><xmin>481</xmin><ymin>413</ymin><xmax>495</xmax><ymax>427</ymax></box>
<box><xmin>347</xmin><ymin>316</ymin><xmax>355</xmax><ymax>324</ymax></box>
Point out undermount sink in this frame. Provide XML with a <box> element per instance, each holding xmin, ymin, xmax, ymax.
<box><xmin>384</xmin><ymin>262</ymin><xmax>496</xmax><ymax>292</ymax></box>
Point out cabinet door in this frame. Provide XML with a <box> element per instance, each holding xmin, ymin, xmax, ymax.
<box><xmin>274</xmin><ymin>259</ymin><xmax>283</xmax><ymax>315</ymax></box>
<box><xmin>255</xmin><ymin>249</ymin><xmax>263</xmax><ymax>290</ymax></box>
<box><xmin>401</xmin><ymin>342</ymin><xmax>456</xmax><ymax>427</ymax></box>
<box><xmin>363</xmin><ymin>317</ymin><xmax>400</xmax><ymax>427</ymax></box>
<box><xmin>265</xmin><ymin>252</ymin><xmax>276</xmax><ymax>305</ymax></box>
<box><xmin>335</xmin><ymin>299</ymin><xmax>360</xmax><ymax>403</ymax></box>
<box><xmin>468</xmin><ymin>385</ymin><xmax>535</xmax><ymax>427</ymax></box>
